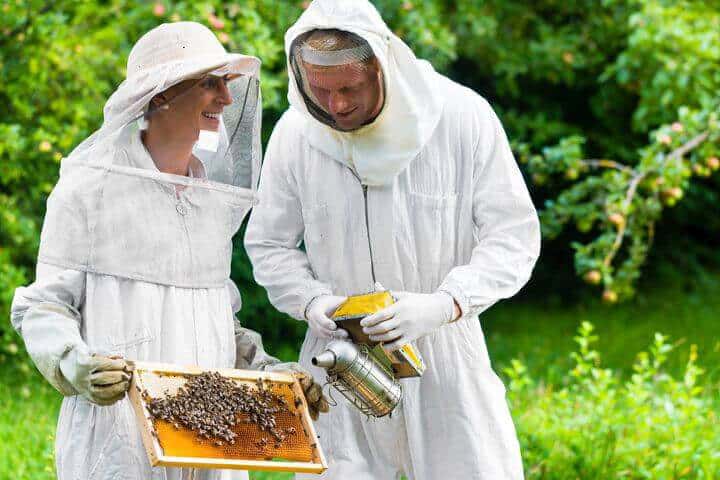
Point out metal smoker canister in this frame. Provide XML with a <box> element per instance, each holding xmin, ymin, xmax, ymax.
<box><xmin>312</xmin><ymin>340</ymin><xmax>402</xmax><ymax>418</ymax></box>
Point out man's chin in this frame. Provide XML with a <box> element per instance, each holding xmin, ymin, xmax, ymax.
<box><xmin>333</xmin><ymin>117</ymin><xmax>364</xmax><ymax>132</ymax></box>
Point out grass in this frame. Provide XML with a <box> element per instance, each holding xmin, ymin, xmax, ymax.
<box><xmin>2</xmin><ymin>270</ymin><xmax>718</xmax><ymax>479</ymax></box>
<box><xmin>483</xmin><ymin>269</ymin><xmax>720</xmax><ymax>385</ymax></box>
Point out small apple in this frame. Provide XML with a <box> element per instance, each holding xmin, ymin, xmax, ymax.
<box><xmin>608</xmin><ymin>213</ymin><xmax>625</xmax><ymax>228</ymax></box>
<box><xmin>564</xmin><ymin>168</ymin><xmax>579</xmax><ymax>180</ymax></box>
<box><xmin>602</xmin><ymin>290</ymin><xmax>618</xmax><ymax>304</ymax></box>
<box><xmin>669</xmin><ymin>187</ymin><xmax>683</xmax><ymax>199</ymax></box>
<box><xmin>707</xmin><ymin>157</ymin><xmax>719</xmax><ymax>171</ymax></box>
<box><xmin>583</xmin><ymin>270</ymin><xmax>602</xmax><ymax>285</ymax></box>
<box><xmin>661</xmin><ymin>187</ymin><xmax>683</xmax><ymax>200</ymax></box>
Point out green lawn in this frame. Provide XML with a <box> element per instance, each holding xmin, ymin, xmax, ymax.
<box><xmin>483</xmin><ymin>270</ymin><xmax>720</xmax><ymax>384</ymax></box>
<box><xmin>2</xmin><ymin>271</ymin><xmax>718</xmax><ymax>479</ymax></box>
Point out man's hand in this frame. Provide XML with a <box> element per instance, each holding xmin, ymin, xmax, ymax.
<box><xmin>361</xmin><ymin>291</ymin><xmax>457</xmax><ymax>351</ymax></box>
<box><xmin>59</xmin><ymin>349</ymin><xmax>131</xmax><ymax>406</ymax></box>
<box><xmin>305</xmin><ymin>295</ymin><xmax>349</xmax><ymax>339</ymax></box>
<box><xmin>266</xmin><ymin>362</ymin><xmax>330</xmax><ymax>420</ymax></box>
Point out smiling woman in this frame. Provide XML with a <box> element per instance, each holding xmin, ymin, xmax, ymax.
<box><xmin>141</xmin><ymin>73</ymin><xmax>237</xmax><ymax>176</ymax></box>
<box><xmin>8</xmin><ymin>21</ymin><xmax>271</xmax><ymax>480</ymax></box>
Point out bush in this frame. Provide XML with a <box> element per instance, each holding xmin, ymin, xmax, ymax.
<box><xmin>2</xmin><ymin>1</ymin><xmax>719</xmax><ymax>368</ymax></box>
<box><xmin>508</xmin><ymin>322</ymin><xmax>720</xmax><ymax>478</ymax></box>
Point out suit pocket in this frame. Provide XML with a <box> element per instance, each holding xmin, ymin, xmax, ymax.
<box><xmin>401</xmin><ymin>191</ymin><xmax>459</xmax><ymax>278</ymax></box>
<box><xmin>301</xmin><ymin>202</ymin><xmax>331</xmax><ymax>277</ymax></box>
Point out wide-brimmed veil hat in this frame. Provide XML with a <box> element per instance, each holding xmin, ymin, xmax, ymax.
<box><xmin>40</xmin><ymin>22</ymin><xmax>264</xmax><ymax>288</ymax></box>
<box><xmin>103</xmin><ymin>21</ymin><xmax>260</xmax><ymax>135</ymax></box>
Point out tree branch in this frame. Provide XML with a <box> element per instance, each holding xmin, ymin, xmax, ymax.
<box><xmin>581</xmin><ymin>159</ymin><xmax>634</xmax><ymax>174</ymax></box>
<box><xmin>601</xmin><ymin>130</ymin><xmax>710</xmax><ymax>269</ymax></box>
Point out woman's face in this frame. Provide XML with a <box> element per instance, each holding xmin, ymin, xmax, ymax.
<box><xmin>149</xmin><ymin>75</ymin><xmax>233</xmax><ymax>139</ymax></box>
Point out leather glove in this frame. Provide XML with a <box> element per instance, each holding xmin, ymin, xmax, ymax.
<box><xmin>361</xmin><ymin>291</ymin><xmax>457</xmax><ymax>351</ymax></box>
<box><xmin>265</xmin><ymin>362</ymin><xmax>330</xmax><ymax>421</ymax></box>
<box><xmin>304</xmin><ymin>295</ymin><xmax>349</xmax><ymax>339</ymax></box>
<box><xmin>59</xmin><ymin>347</ymin><xmax>131</xmax><ymax>406</ymax></box>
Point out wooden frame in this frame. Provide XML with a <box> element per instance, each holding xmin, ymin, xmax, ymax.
<box><xmin>127</xmin><ymin>361</ymin><xmax>327</xmax><ymax>474</ymax></box>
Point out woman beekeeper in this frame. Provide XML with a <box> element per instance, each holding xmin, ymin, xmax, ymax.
<box><xmin>10</xmin><ymin>21</ymin><xmax>327</xmax><ymax>480</ymax></box>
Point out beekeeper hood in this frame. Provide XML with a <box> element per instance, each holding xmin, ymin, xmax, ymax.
<box><xmin>285</xmin><ymin>0</ymin><xmax>444</xmax><ymax>185</ymax></box>
<box><xmin>38</xmin><ymin>22</ymin><xmax>262</xmax><ymax>288</ymax></box>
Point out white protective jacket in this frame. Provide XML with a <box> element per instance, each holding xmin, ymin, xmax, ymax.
<box><xmin>11</xmin><ymin>129</ymin><xmax>274</xmax><ymax>480</ymax></box>
<box><xmin>245</xmin><ymin>1</ymin><xmax>541</xmax><ymax>479</ymax></box>
<box><xmin>10</xmin><ymin>21</ymin><xmax>269</xmax><ymax>478</ymax></box>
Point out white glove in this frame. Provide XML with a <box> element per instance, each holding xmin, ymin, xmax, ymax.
<box><xmin>361</xmin><ymin>291</ymin><xmax>457</xmax><ymax>351</ymax></box>
<box><xmin>59</xmin><ymin>347</ymin><xmax>131</xmax><ymax>406</ymax></box>
<box><xmin>265</xmin><ymin>362</ymin><xmax>330</xmax><ymax>420</ymax></box>
<box><xmin>304</xmin><ymin>295</ymin><xmax>349</xmax><ymax>339</ymax></box>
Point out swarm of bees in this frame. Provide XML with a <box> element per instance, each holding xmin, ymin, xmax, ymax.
<box><xmin>145</xmin><ymin>372</ymin><xmax>298</xmax><ymax>448</ymax></box>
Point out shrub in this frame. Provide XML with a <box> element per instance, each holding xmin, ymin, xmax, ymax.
<box><xmin>508</xmin><ymin>322</ymin><xmax>720</xmax><ymax>478</ymax></box>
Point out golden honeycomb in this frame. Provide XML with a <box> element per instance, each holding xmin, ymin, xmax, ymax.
<box><xmin>136</xmin><ymin>371</ymin><xmax>318</xmax><ymax>463</ymax></box>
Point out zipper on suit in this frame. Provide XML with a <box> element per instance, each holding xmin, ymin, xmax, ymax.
<box><xmin>362</xmin><ymin>184</ymin><xmax>377</xmax><ymax>284</ymax></box>
<box><xmin>347</xmin><ymin>167</ymin><xmax>377</xmax><ymax>284</ymax></box>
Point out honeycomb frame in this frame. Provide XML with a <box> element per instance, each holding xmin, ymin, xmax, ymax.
<box><xmin>128</xmin><ymin>361</ymin><xmax>327</xmax><ymax>474</ymax></box>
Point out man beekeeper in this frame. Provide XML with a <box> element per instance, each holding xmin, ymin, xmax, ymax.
<box><xmin>11</xmin><ymin>21</ymin><xmax>326</xmax><ymax>480</ymax></box>
<box><xmin>245</xmin><ymin>0</ymin><xmax>541</xmax><ymax>478</ymax></box>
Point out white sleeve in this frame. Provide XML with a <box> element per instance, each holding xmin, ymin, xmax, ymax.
<box><xmin>10</xmin><ymin>262</ymin><xmax>87</xmax><ymax>395</ymax></box>
<box><xmin>244</xmin><ymin>118</ymin><xmax>332</xmax><ymax>321</ymax></box>
<box><xmin>438</xmin><ymin>101</ymin><xmax>541</xmax><ymax>318</ymax></box>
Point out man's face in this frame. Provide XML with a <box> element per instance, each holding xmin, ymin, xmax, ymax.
<box><xmin>151</xmin><ymin>75</ymin><xmax>234</xmax><ymax>138</ymax></box>
<box><xmin>303</xmin><ymin>61</ymin><xmax>383</xmax><ymax>131</ymax></box>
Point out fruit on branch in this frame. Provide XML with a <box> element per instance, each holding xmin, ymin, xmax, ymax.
<box><xmin>660</xmin><ymin>187</ymin><xmax>683</xmax><ymax>206</ymax></box>
<box><xmin>608</xmin><ymin>213</ymin><xmax>625</xmax><ymax>228</ymax></box>
<box><xmin>707</xmin><ymin>157</ymin><xmax>719</xmax><ymax>171</ymax></box>
<box><xmin>564</xmin><ymin>168</ymin><xmax>579</xmax><ymax>180</ymax></box>
<box><xmin>583</xmin><ymin>270</ymin><xmax>602</xmax><ymax>285</ymax></box>
<box><xmin>671</xmin><ymin>122</ymin><xmax>684</xmax><ymax>132</ymax></box>
<box><xmin>602</xmin><ymin>290</ymin><xmax>618</xmax><ymax>304</ymax></box>
<box><xmin>693</xmin><ymin>164</ymin><xmax>712</xmax><ymax>177</ymax></box>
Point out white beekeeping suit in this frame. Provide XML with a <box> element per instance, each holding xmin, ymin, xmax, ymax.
<box><xmin>245</xmin><ymin>1</ymin><xmax>541</xmax><ymax>479</ymax></box>
<box><xmin>11</xmin><ymin>22</ymin><xmax>269</xmax><ymax>480</ymax></box>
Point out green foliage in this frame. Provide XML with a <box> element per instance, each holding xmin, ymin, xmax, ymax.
<box><xmin>508</xmin><ymin>0</ymin><xmax>720</xmax><ymax>301</ymax></box>
<box><xmin>4</xmin><ymin>316</ymin><xmax>719</xmax><ymax>479</ymax></box>
<box><xmin>508</xmin><ymin>322</ymin><xmax>720</xmax><ymax>478</ymax></box>
<box><xmin>1</xmin><ymin>1</ymin><xmax>719</xmax><ymax>369</ymax></box>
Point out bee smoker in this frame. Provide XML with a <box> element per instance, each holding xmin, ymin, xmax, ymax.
<box><xmin>311</xmin><ymin>340</ymin><xmax>401</xmax><ymax>418</ymax></box>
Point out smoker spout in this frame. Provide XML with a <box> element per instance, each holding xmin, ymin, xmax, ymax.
<box><xmin>312</xmin><ymin>351</ymin><xmax>337</xmax><ymax>368</ymax></box>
